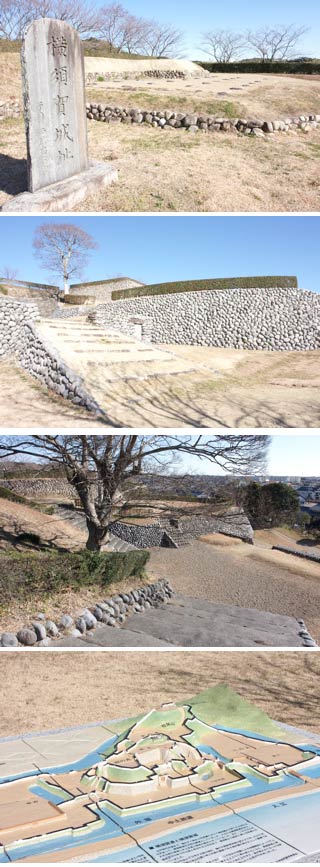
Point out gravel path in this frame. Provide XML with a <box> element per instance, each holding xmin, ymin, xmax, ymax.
<box><xmin>1</xmin><ymin>651</ymin><xmax>319</xmax><ymax>736</ymax></box>
<box><xmin>149</xmin><ymin>540</ymin><xmax>320</xmax><ymax>643</ymax></box>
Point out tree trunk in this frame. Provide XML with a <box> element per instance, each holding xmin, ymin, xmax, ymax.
<box><xmin>85</xmin><ymin>520</ymin><xmax>110</xmax><ymax>551</ymax></box>
<box><xmin>63</xmin><ymin>276</ymin><xmax>70</xmax><ymax>295</ymax></box>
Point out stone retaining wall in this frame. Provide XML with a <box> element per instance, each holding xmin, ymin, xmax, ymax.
<box><xmin>70</xmin><ymin>277</ymin><xmax>144</xmax><ymax>302</ymax></box>
<box><xmin>0</xmin><ymin>478</ymin><xmax>74</xmax><ymax>498</ymax></box>
<box><xmin>175</xmin><ymin>513</ymin><xmax>254</xmax><ymax>544</ymax></box>
<box><xmin>91</xmin><ymin>286</ymin><xmax>320</xmax><ymax>352</ymax></box>
<box><xmin>110</xmin><ymin>521</ymin><xmax>176</xmax><ymax>548</ymax></box>
<box><xmin>272</xmin><ymin>545</ymin><xmax>320</xmax><ymax>563</ymax></box>
<box><xmin>86</xmin><ymin>103</ymin><xmax>320</xmax><ymax>136</ymax></box>
<box><xmin>0</xmin><ymin>298</ymin><xmax>100</xmax><ymax>413</ymax></box>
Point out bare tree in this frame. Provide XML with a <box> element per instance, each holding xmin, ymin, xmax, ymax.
<box><xmin>201</xmin><ymin>29</ymin><xmax>245</xmax><ymax>62</ymax></box>
<box><xmin>0</xmin><ymin>435</ymin><xmax>270</xmax><ymax>551</ymax></box>
<box><xmin>32</xmin><ymin>223</ymin><xmax>97</xmax><ymax>295</ymax></box>
<box><xmin>142</xmin><ymin>20</ymin><xmax>184</xmax><ymax>57</ymax></box>
<box><xmin>97</xmin><ymin>2</ymin><xmax>129</xmax><ymax>51</ymax></box>
<box><xmin>49</xmin><ymin>0</ymin><xmax>101</xmax><ymax>36</ymax></box>
<box><xmin>121</xmin><ymin>12</ymin><xmax>151</xmax><ymax>55</ymax></box>
<box><xmin>97</xmin><ymin>4</ymin><xmax>184</xmax><ymax>57</ymax></box>
<box><xmin>0</xmin><ymin>265</ymin><xmax>19</xmax><ymax>281</ymax></box>
<box><xmin>0</xmin><ymin>0</ymin><xmax>32</xmax><ymax>39</ymax></box>
<box><xmin>0</xmin><ymin>0</ymin><xmax>100</xmax><ymax>39</ymax></box>
<box><xmin>245</xmin><ymin>24</ymin><xmax>308</xmax><ymax>62</ymax></box>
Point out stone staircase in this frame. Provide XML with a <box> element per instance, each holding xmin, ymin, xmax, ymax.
<box><xmin>55</xmin><ymin>505</ymin><xmax>137</xmax><ymax>552</ymax></box>
<box><xmin>55</xmin><ymin>594</ymin><xmax>316</xmax><ymax>648</ymax></box>
<box><xmin>160</xmin><ymin>523</ymin><xmax>194</xmax><ymax>546</ymax></box>
<box><xmin>35</xmin><ymin>315</ymin><xmax>207</xmax><ymax>421</ymax></box>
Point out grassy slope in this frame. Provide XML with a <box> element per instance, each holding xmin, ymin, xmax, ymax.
<box><xmin>184</xmin><ymin>684</ymin><xmax>296</xmax><ymax>741</ymax></box>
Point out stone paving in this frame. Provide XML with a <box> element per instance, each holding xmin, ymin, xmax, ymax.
<box><xmin>54</xmin><ymin>594</ymin><xmax>313</xmax><ymax>648</ymax></box>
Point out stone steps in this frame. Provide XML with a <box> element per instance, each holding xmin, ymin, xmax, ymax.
<box><xmin>35</xmin><ymin>317</ymin><xmax>203</xmax><ymax>409</ymax></box>
<box><xmin>54</xmin><ymin>594</ymin><xmax>315</xmax><ymax>647</ymax></box>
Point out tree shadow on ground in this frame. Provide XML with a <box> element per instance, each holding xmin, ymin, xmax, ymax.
<box><xmin>106</xmin><ymin>375</ymin><xmax>302</xmax><ymax>429</ymax></box>
<box><xmin>0</xmin><ymin>525</ymin><xmax>76</xmax><ymax>553</ymax></box>
<box><xmin>0</xmin><ymin>154</ymin><xmax>27</xmax><ymax>195</ymax></box>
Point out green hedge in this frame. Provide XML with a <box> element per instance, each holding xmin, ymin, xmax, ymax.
<box><xmin>0</xmin><ymin>550</ymin><xmax>150</xmax><ymax>604</ymax></box>
<box><xmin>0</xmin><ymin>286</ymin><xmax>8</xmax><ymax>295</ymax></box>
<box><xmin>112</xmin><ymin>275</ymin><xmax>298</xmax><ymax>300</ymax></box>
<box><xmin>197</xmin><ymin>60</ymin><xmax>320</xmax><ymax>74</ymax></box>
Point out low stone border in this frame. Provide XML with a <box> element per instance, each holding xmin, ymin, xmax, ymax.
<box><xmin>86</xmin><ymin>103</ymin><xmax>320</xmax><ymax>136</ymax></box>
<box><xmin>272</xmin><ymin>545</ymin><xmax>320</xmax><ymax>563</ymax></box>
<box><xmin>0</xmin><ymin>579</ymin><xmax>173</xmax><ymax>647</ymax></box>
<box><xmin>86</xmin><ymin>70</ymin><xmax>188</xmax><ymax>83</ymax></box>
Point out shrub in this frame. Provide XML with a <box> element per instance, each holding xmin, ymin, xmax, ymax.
<box><xmin>0</xmin><ymin>550</ymin><xmax>150</xmax><ymax>604</ymax></box>
<box><xmin>112</xmin><ymin>276</ymin><xmax>298</xmax><ymax>300</ymax></box>
<box><xmin>196</xmin><ymin>60</ymin><xmax>320</xmax><ymax>74</ymax></box>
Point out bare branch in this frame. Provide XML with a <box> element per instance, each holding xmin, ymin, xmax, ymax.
<box><xmin>32</xmin><ymin>222</ymin><xmax>98</xmax><ymax>294</ymax></box>
<box><xmin>200</xmin><ymin>29</ymin><xmax>245</xmax><ymax>62</ymax></box>
<box><xmin>245</xmin><ymin>24</ymin><xmax>309</xmax><ymax>61</ymax></box>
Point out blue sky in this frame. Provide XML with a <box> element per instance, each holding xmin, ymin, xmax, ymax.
<box><xmin>99</xmin><ymin>0</ymin><xmax>319</xmax><ymax>58</ymax></box>
<box><xmin>1</xmin><ymin>216</ymin><xmax>319</xmax><ymax>293</ymax></box>
<box><xmin>180</xmin><ymin>435</ymin><xmax>320</xmax><ymax>476</ymax></box>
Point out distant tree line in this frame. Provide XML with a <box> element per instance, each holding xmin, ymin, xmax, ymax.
<box><xmin>0</xmin><ymin>1</ymin><xmax>311</xmax><ymax>63</ymax></box>
<box><xmin>0</xmin><ymin>0</ymin><xmax>184</xmax><ymax>55</ymax></box>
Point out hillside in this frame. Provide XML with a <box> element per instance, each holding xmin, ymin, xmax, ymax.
<box><xmin>0</xmin><ymin>497</ymin><xmax>84</xmax><ymax>552</ymax></box>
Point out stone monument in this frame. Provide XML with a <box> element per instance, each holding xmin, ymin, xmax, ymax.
<box><xmin>1</xmin><ymin>17</ymin><xmax>117</xmax><ymax>211</ymax></box>
<box><xmin>23</xmin><ymin>18</ymin><xmax>89</xmax><ymax>191</ymax></box>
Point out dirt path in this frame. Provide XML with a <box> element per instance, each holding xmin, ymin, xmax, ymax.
<box><xmin>0</xmin><ymin>361</ymin><xmax>102</xmax><ymax>428</ymax></box>
<box><xmin>20</xmin><ymin>327</ymin><xmax>320</xmax><ymax>428</ymax></box>
<box><xmin>149</xmin><ymin>540</ymin><xmax>320</xmax><ymax>643</ymax></box>
<box><xmin>1</xmin><ymin>651</ymin><xmax>319</xmax><ymax>737</ymax></box>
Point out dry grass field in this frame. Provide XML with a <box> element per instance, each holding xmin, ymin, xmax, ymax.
<box><xmin>1</xmin><ymin>651</ymin><xmax>319</xmax><ymax>737</ymax></box>
<box><xmin>0</xmin><ymin>55</ymin><xmax>319</xmax><ymax>211</ymax></box>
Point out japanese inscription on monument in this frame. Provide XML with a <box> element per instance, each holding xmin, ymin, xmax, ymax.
<box><xmin>21</xmin><ymin>18</ymin><xmax>89</xmax><ymax>192</ymax></box>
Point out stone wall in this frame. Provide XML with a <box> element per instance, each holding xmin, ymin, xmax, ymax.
<box><xmin>173</xmin><ymin>513</ymin><xmax>254</xmax><ymax>544</ymax></box>
<box><xmin>0</xmin><ymin>298</ymin><xmax>100</xmax><ymax>412</ymax></box>
<box><xmin>92</xmin><ymin>286</ymin><xmax>320</xmax><ymax>351</ymax></box>
<box><xmin>109</xmin><ymin>521</ymin><xmax>175</xmax><ymax>548</ymax></box>
<box><xmin>84</xmin><ymin>57</ymin><xmax>208</xmax><ymax>83</ymax></box>
<box><xmin>272</xmin><ymin>545</ymin><xmax>320</xmax><ymax>563</ymax></box>
<box><xmin>110</xmin><ymin>511</ymin><xmax>253</xmax><ymax>547</ymax></box>
<box><xmin>0</xmin><ymin>478</ymin><xmax>74</xmax><ymax>498</ymax></box>
<box><xmin>86</xmin><ymin>103</ymin><xmax>320</xmax><ymax>136</ymax></box>
<box><xmin>70</xmin><ymin>277</ymin><xmax>144</xmax><ymax>303</ymax></box>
